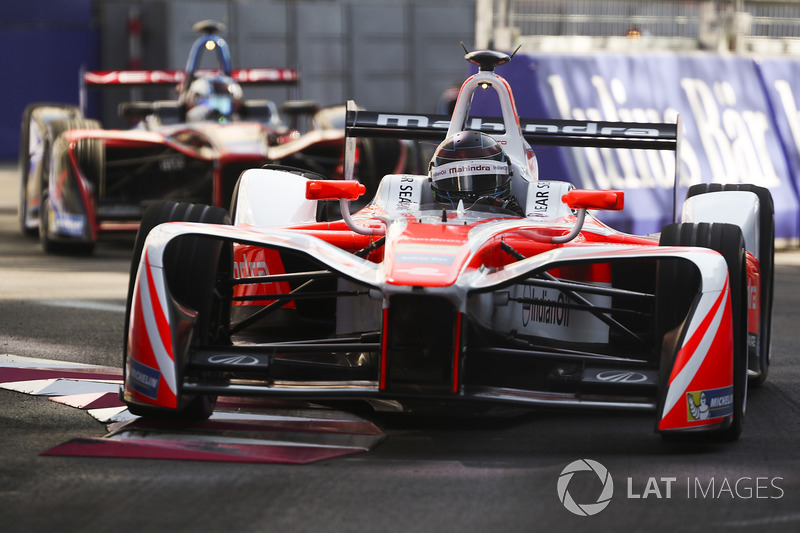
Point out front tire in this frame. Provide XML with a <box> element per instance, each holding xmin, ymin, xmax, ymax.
<box><xmin>123</xmin><ymin>201</ymin><xmax>232</xmax><ymax>421</ymax></box>
<box><xmin>686</xmin><ymin>183</ymin><xmax>774</xmax><ymax>386</ymax></box>
<box><xmin>658</xmin><ymin>222</ymin><xmax>748</xmax><ymax>441</ymax></box>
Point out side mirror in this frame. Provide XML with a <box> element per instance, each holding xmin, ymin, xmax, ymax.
<box><xmin>562</xmin><ymin>189</ymin><xmax>624</xmax><ymax>210</ymax></box>
<box><xmin>306</xmin><ymin>180</ymin><xmax>366</xmax><ymax>201</ymax></box>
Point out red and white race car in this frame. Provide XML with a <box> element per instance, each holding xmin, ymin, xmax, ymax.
<box><xmin>19</xmin><ymin>21</ymin><xmax>408</xmax><ymax>253</ymax></box>
<box><xmin>122</xmin><ymin>49</ymin><xmax>773</xmax><ymax>442</ymax></box>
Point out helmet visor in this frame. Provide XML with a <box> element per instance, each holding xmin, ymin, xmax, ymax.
<box><xmin>200</xmin><ymin>95</ymin><xmax>233</xmax><ymax>116</ymax></box>
<box><xmin>430</xmin><ymin>160</ymin><xmax>509</xmax><ymax>193</ymax></box>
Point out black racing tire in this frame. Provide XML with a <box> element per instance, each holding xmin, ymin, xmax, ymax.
<box><xmin>18</xmin><ymin>104</ymin><xmax>83</xmax><ymax>236</ymax></box>
<box><xmin>686</xmin><ymin>183</ymin><xmax>774</xmax><ymax>386</ymax></box>
<box><xmin>658</xmin><ymin>222</ymin><xmax>748</xmax><ymax>442</ymax></box>
<box><xmin>123</xmin><ymin>201</ymin><xmax>232</xmax><ymax>421</ymax></box>
<box><xmin>38</xmin><ymin>118</ymin><xmax>102</xmax><ymax>255</ymax></box>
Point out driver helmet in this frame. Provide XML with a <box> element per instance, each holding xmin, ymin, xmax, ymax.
<box><xmin>184</xmin><ymin>74</ymin><xmax>243</xmax><ymax>122</ymax></box>
<box><xmin>429</xmin><ymin>131</ymin><xmax>512</xmax><ymax>207</ymax></box>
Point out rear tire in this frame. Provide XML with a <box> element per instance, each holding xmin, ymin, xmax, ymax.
<box><xmin>686</xmin><ymin>183</ymin><xmax>774</xmax><ymax>386</ymax></box>
<box><xmin>123</xmin><ymin>201</ymin><xmax>232</xmax><ymax>421</ymax></box>
<box><xmin>658</xmin><ymin>222</ymin><xmax>748</xmax><ymax>441</ymax></box>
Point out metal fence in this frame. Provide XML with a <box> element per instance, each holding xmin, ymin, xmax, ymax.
<box><xmin>749</xmin><ymin>3</ymin><xmax>800</xmax><ymax>38</ymax></box>
<box><xmin>481</xmin><ymin>0</ymin><xmax>800</xmax><ymax>52</ymax></box>
<box><xmin>507</xmin><ymin>0</ymin><xmax>700</xmax><ymax>38</ymax></box>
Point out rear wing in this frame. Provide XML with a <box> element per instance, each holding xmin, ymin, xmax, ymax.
<box><xmin>345</xmin><ymin>101</ymin><xmax>678</xmax><ymax>150</ymax></box>
<box><xmin>80</xmin><ymin>67</ymin><xmax>299</xmax><ymax>122</ymax></box>
<box><xmin>83</xmin><ymin>68</ymin><xmax>299</xmax><ymax>87</ymax></box>
<box><xmin>344</xmin><ymin>100</ymin><xmax>683</xmax><ymax>220</ymax></box>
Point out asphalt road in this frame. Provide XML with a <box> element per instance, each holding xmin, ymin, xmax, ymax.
<box><xmin>1</xmin><ymin>162</ymin><xmax>799</xmax><ymax>532</ymax></box>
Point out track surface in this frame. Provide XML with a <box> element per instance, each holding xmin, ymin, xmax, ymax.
<box><xmin>1</xmin><ymin>163</ymin><xmax>799</xmax><ymax>532</ymax></box>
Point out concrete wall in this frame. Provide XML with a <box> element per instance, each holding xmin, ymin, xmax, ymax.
<box><xmin>96</xmin><ymin>0</ymin><xmax>475</xmax><ymax>127</ymax></box>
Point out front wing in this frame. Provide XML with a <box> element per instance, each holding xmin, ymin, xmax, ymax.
<box><xmin>124</xmin><ymin>222</ymin><xmax>735</xmax><ymax>434</ymax></box>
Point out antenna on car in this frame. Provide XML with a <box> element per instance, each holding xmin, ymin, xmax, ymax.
<box><xmin>460</xmin><ymin>41</ymin><xmax>522</xmax><ymax>71</ymax></box>
<box><xmin>192</xmin><ymin>20</ymin><xmax>226</xmax><ymax>35</ymax></box>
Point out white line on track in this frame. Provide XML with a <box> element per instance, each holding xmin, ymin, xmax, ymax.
<box><xmin>35</xmin><ymin>300</ymin><xmax>126</xmax><ymax>313</ymax></box>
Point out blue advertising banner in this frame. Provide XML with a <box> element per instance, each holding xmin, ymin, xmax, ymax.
<box><xmin>470</xmin><ymin>53</ymin><xmax>799</xmax><ymax>240</ymax></box>
<box><xmin>756</xmin><ymin>57</ymin><xmax>800</xmax><ymax>225</ymax></box>
<box><xmin>0</xmin><ymin>28</ymin><xmax>98</xmax><ymax>161</ymax></box>
<box><xmin>0</xmin><ymin>1</ymin><xmax>97</xmax><ymax>161</ymax></box>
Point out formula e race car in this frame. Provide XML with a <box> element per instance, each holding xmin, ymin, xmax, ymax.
<box><xmin>122</xmin><ymin>49</ymin><xmax>774</xmax><ymax>442</ymax></box>
<box><xmin>18</xmin><ymin>21</ymin><xmax>408</xmax><ymax>253</ymax></box>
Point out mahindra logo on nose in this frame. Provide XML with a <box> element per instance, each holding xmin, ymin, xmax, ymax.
<box><xmin>595</xmin><ymin>370</ymin><xmax>648</xmax><ymax>383</ymax></box>
<box><xmin>207</xmin><ymin>355</ymin><xmax>259</xmax><ymax>366</ymax></box>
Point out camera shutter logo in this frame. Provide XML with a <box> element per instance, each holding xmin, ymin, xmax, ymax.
<box><xmin>557</xmin><ymin>459</ymin><xmax>614</xmax><ymax>516</ymax></box>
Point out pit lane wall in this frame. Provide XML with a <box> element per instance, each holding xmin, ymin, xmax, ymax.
<box><xmin>470</xmin><ymin>53</ymin><xmax>800</xmax><ymax>243</ymax></box>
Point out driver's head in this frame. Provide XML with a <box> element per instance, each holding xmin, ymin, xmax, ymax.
<box><xmin>429</xmin><ymin>131</ymin><xmax>511</xmax><ymax>207</ymax></box>
<box><xmin>184</xmin><ymin>74</ymin><xmax>243</xmax><ymax>122</ymax></box>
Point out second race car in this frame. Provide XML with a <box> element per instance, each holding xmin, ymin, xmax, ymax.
<box><xmin>18</xmin><ymin>20</ymin><xmax>411</xmax><ymax>253</ymax></box>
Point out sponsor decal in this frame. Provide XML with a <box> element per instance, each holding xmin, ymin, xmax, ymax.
<box><xmin>528</xmin><ymin>180</ymin><xmax>552</xmax><ymax>217</ymax></box>
<box><xmin>582</xmin><ymin>368</ymin><xmax>658</xmax><ymax>385</ymax></box>
<box><xmin>375</xmin><ymin>113</ymin><xmax>449</xmax><ymax>129</ymax></box>
<box><xmin>686</xmin><ymin>386</ymin><xmax>734</xmax><ymax>421</ymax></box>
<box><xmin>129</xmin><ymin>358</ymin><xmax>160</xmax><ymax>400</ymax></box>
<box><xmin>595</xmin><ymin>371</ymin><xmax>648</xmax><ymax>383</ymax></box>
<box><xmin>394</xmin><ymin>176</ymin><xmax>420</xmax><ymax>211</ymax></box>
<box><xmin>159</xmin><ymin>155</ymin><xmax>185</xmax><ymax>172</ymax></box>
<box><xmin>748</xmin><ymin>283</ymin><xmax>758</xmax><ymax>310</ymax></box>
<box><xmin>54</xmin><ymin>212</ymin><xmax>86</xmax><ymax>238</ymax></box>
<box><xmin>430</xmin><ymin>160</ymin><xmax>508</xmax><ymax>181</ymax></box>
<box><xmin>230</xmin><ymin>68</ymin><xmax>297</xmax><ymax>83</ymax></box>
<box><xmin>84</xmin><ymin>68</ymin><xmax>297</xmax><ymax>85</ymax></box>
<box><xmin>207</xmin><ymin>354</ymin><xmax>259</xmax><ymax>366</ymax></box>
<box><xmin>524</xmin><ymin>121</ymin><xmax>659</xmax><ymax>137</ymax></box>
<box><xmin>233</xmin><ymin>259</ymin><xmax>269</xmax><ymax>278</ymax></box>
<box><xmin>747</xmin><ymin>333</ymin><xmax>757</xmax><ymax>349</ymax></box>
<box><xmin>371</xmin><ymin>113</ymin><xmax>666</xmax><ymax>139</ymax></box>
<box><xmin>84</xmin><ymin>70</ymin><xmax>182</xmax><ymax>85</ymax></box>
<box><xmin>521</xmin><ymin>286</ymin><xmax>570</xmax><ymax>327</ymax></box>
<box><xmin>394</xmin><ymin>253</ymin><xmax>455</xmax><ymax>265</ymax></box>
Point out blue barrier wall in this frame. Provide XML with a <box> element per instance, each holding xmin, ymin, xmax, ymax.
<box><xmin>0</xmin><ymin>2</ymin><xmax>97</xmax><ymax>161</ymax></box>
<box><xmin>471</xmin><ymin>53</ymin><xmax>800</xmax><ymax>241</ymax></box>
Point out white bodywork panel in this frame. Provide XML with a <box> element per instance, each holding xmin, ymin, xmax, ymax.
<box><xmin>521</xmin><ymin>181</ymin><xmax>574</xmax><ymax>221</ymax></box>
<box><xmin>371</xmin><ymin>174</ymin><xmax>432</xmax><ymax>212</ymax></box>
<box><xmin>681</xmin><ymin>190</ymin><xmax>760</xmax><ymax>261</ymax></box>
<box><xmin>233</xmin><ymin>169</ymin><xmax>318</xmax><ymax>227</ymax></box>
